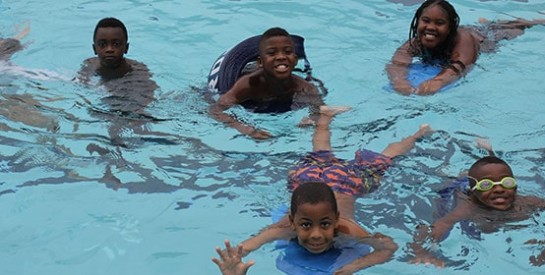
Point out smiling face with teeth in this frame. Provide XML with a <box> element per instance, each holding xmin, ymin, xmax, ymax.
<box><xmin>258</xmin><ymin>35</ymin><xmax>298</xmax><ymax>80</ymax></box>
<box><xmin>416</xmin><ymin>4</ymin><xmax>451</xmax><ymax>50</ymax></box>
<box><xmin>469</xmin><ymin>162</ymin><xmax>517</xmax><ymax>211</ymax></box>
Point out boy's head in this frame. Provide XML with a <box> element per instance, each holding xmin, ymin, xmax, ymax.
<box><xmin>93</xmin><ymin>17</ymin><xmax>128</xmax><ymax>42</ymax></box>
<box><xmin>0</xmin><ymin>38</ymin><xmax>23</xmax><ymax>60</ymax></box>
<box><xmin>92</xmin><ymin>17</ymin><xmax>129</xmax><ymax>69</ymax></box>
<box><xmin>410</xmin><ymin>0</ymin><xmax>459</xmax><ymax>55</ymax></box>
<box><xmin>289</xmin><ymin>182</ymin><xmax>339</xmax><ymax>254</ymax></box>
<box><xmin>468</xmin><ymin>156</ymin><xmax>517</xmax><ymax>211</ymax></box>
<box><xmin>257</xmin><ymin>27</ymin><xmax>297</xmax><ymax>80</ymax></box>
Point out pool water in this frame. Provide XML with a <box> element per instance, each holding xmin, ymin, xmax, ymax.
<box><xmin>2</xmin><ymin>0</ymin><xmax>545</xmax><ymax>274</ymax></box>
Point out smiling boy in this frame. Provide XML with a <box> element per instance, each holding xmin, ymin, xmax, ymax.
<box><xmin>209</xmin><ymin>27</ymin><xmax>323</xmax><ymax>140</ymax></box>
<box><xmin>409</xmin><ymin>154</ymin><xmax>545</xmax><ymax>267</ymax></box>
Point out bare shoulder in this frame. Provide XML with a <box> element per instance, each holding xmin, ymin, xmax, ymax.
<box><xmin>451</xmin><ymin>29</ymin><xmax>481</xmax><ymax>63</ymax></box>
<box><xmin>444</xmin><ymin>192</ymin><xmax>474</xmax><ymax>220</ymax></box>
<box><xmin>126</xmin><ymin>58</ymin><xmax>149</xmax><ymax>71</ymax></box>
<box><xmin>457</xmin><ymin>28</ymin><xmax>476</xmax><ymax>39</ymax></box>
<box><xmin>81</xmin><ymin>57</ymin><xmax>98</xmax><ymax>69</ymax></box>
<box><xmin>395</xmin><ymin>39</ymin><xmax>413</xmax><ymax>55</ymax></box>
<box><xmin>455</xmin><ymin>28</ymin><xmax>481</xmax><ymax>46</ymax></box>
<box><xmin>76</xmin><ymin>58</ymin><xmax>98</xmax><ymax>82</ymax></box>
<box><xmin>390</xmin><ymin>40</ymin><xmax>413</xmax><ymax>65</ymax></box>
<box><xmin>337</xmin><ymin>217</ymin><xmax>370</xmax><ymax>238</ymax></box>
<box><xmin>293</xmin><ymin>75</ymin><xmax>318</xmax><ymax>93</ymax></box>
<box><xmin>518</xmin><ymin>195</ymin><xmax>545</xmax><ymax>209</ymax></box>
<box><xmin>217</xmin><ymin>74</ymin><xmax>254</xmax><ymax>105</ymax></box>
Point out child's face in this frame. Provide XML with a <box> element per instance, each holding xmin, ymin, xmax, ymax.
<box><xmin>93</xmin><ymin>27</ymin><xmax>128</xmax><ymax>69</ymax></box>
<box><xmin>258</xmin><ymin>36</ymin><xmax>298</xmax><ymax>80</ymax></box>
<box><xmin>470</xmin><ymin>163</ymin><xmax>517</xmax><ymax>211</ymax></box>
<box><xmin>289</xmin><ymin>201</ymin><xmax>339</xmax><ymax>254</ymax></box>
<box><xmin>417</xmin><ymin>5</ymin><xmax>451</xmax><ymax>50</ymax></box>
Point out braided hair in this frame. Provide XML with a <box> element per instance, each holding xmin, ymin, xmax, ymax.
<box><xmin>408</xmin><ymin>0</ymin><xmax>460</xmax><ymax>64</ymax></box>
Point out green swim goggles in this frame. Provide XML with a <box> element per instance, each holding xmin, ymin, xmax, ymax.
<box><xmin>468</xmin><ymin>176</ymin><xmax>517</xmax><ymax>192</ymax></box>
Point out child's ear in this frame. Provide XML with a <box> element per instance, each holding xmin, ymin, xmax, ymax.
<box><xmin>125</xmin><ymin>43</ymin><xmax>129</xmax><ymax>54</ymax></box>
<box><xmin>289</xmin><ymin>214</ymin><xmax>295</xmax><ymax>230</ymax></box>
<box><xmin>92</xmin><ymin>44</ymin><xmax>97</xmax><ymax>55</ymax></box>
<box><xmin>257</xmin><ymin>56</ymin><xmax>263</xmax><ymax>67</ymax></box>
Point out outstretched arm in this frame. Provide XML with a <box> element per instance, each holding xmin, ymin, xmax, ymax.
<box><xmin>408</xmin><ymin>200</ymin><xmax>470</xmax><ymax>267</ymax></box>
<box><xmin>386</xmin><ymin>41</ymin><xmax>415</xmax><ymax>95</ymax></box>
<box><xmin>524</xmin><ymin>197</ymin><xmax>545</xmax><ymax>266</ymax></box>
<box><xmin>334</xmin><ymin>233</ymin><xmax>398</xmax><ymax>274</ymax></box>
<box><xmin>209</xmin><ymin>77</ymin><xmax>272</xmax><ymax>140</ymax></box>
<box><xmin>239</xmin><ymin>216</ymin><xmax>295</xmax><ymax>255</ymax></box>
<box><xmin>525</xmin><ymin>239</ymin><xmax>545</xmax><ymax>267</ymax></box>
<box><xmin>381</xmin><ymin>123</ymin><xmax>432</xmax><ymax>159</ymax></box>
<box><xmin>212</xmin><ymin>217</ymin><xmax>294</xmax><ymax>274</ymax></box>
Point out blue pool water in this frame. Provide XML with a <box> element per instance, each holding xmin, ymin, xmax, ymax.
<box><xmin>1</xmin><ymin>0</ymin><xmax>545</xmax><ymax>274</ymax></box>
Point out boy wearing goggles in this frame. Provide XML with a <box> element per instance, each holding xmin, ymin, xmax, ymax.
<box><xmin>467</xmin><ymin>156</ymin><xmax>518</xmax><ymax>211</ymax></box>
<box><xmin>408</xmin><ymin>146</ymin><xmax>545</xmax><ymax>268</ymax></box>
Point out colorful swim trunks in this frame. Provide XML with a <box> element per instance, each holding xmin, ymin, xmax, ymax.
<box><xmin>287</xmin><ymin>149</ymin><xmax>392</xmax><ymax>197</ymax></box>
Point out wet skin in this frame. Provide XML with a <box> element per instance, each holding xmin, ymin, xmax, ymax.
<box><xmin>470</xmin><ymin>163</ymin><xmax>516</xmax><ymax>211</ymax></box>
<box><xmin>258</xmin><ymin>35</ymin><xmax>298</xmax><ymax>81</ymax></box>
<box><xmin>289</xmin><ymin>201</ymin><xmax>339</xmax><ymax>254</ymax></box>
<box><xmin>417</xmin><ymin>4</ymin><xmax>451</xmax><ymax>50</ymax></box>
<box><xmin>92</xmin><ymin>27</ymin><xmax>130</xmax><ymax>77</ymax></box>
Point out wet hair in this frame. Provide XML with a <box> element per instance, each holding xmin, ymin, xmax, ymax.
<box><xmin>408</xmin><ymin>0</ymin><xmax>460</xmax><ymax>64</ymax></box>
<box><xmin>259</xmin><ymin>27</ymin><xmax>292</xmax><ymax>51</ymax></box>
<box><xmin>467</xmin><ymin>156</ymin><xmax>513</xmax><ymax>189</ymax></box>
<box><xmin>290</xmin><ymin>182</ymin><xmax>337</xmax><ymax>216</ymax></box>
<box><xmin>0</xmin><ymin>38</ymin><xmax>23</xmax><ymax>60</ymax></box>
<box><xmin>93</xmin><ymin>17</ymin><xmax>128</xmax><ymax>41</ymax></box>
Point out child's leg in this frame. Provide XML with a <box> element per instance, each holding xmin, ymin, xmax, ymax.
<box><xmin>312</xmin><ymin>106</ymin><xmax>351</xmax><ymax>152</ymax></box>
<box><xmin>479</xmin><ymin>18</ymin><xmax>545</xmax><ymax>41</ymax></box>
<box><xmin>381</xmin><ymin>124</ymin><xmax>431</xmax><ymax>158</ymax></box>
<box><xmin>479</xmin><ymin>18</ymin><xmax>545</xmax><ymax>28</ymax></box>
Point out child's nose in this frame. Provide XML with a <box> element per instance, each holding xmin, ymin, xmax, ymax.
<box><xmin>491</xmin><ymin>185</ymin><xmax>505</xmax><ymax>192</ymax></box>
<box><xmin>425</xmin><ymin>23</ymin><xmax>437</xmax><ymax>30</ymax></box>
<box><xmin>276</xmin><ymin>53</ymin><xmax>287</xmax><ymax>60</ymax></box>
<box><xmin>105</xmin><ymin>44</ymin><xmax>116</xmax><ymax>52</ymax></box>
<box><xmin>309</xmin><ymin>227</ymin><xmax>323</xmax><ymax>239</ymax></box>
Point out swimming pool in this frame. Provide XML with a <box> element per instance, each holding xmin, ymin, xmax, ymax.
<box><xmin>1</xmin><ymin>0</ymin><xmax>545</xmax><ymax>274</ymax></box>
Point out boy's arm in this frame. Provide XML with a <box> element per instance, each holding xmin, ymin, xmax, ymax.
<box><xmin>523</xmin><ymin>196</ymin><xmax>545</xmax><ymax>266</ymax></box>
<box><xmin>386</xmin><ymin>40</ymin><xmax>414</xmax><ymax>95</ymax></box>
<box><xmin>294</xmin><ymin>78</ymin><xmax>325</xmax><ymax>123</ymax></box>
<box><xmin>212</xmin><ymin>217</ymin><xmax>293</xmax><ymax>274</ymax></box>
<box><xmin>239</xmin><ymin>216</ymin><xmax>295</xmax><ymax>255</ymax></box>
<box><xmin>334</xmin><ymin>233</ymin><xmax>398</xmax><ymax>274</ymax></box>
<box><xmin>408</xmin><ymin>200</ymin><xmax>470</xmax><ymax>267</ymax></box>
<box><xmin>209</xmin><ymin>78</ymin><xmax>272</xmax><ymax>140</ymax></box>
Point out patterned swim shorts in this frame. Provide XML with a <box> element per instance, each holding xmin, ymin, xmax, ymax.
<box><xmin>287</xmin><ymin>149</ymin><xmax>392</xmax><ymax>197</ymax></box>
